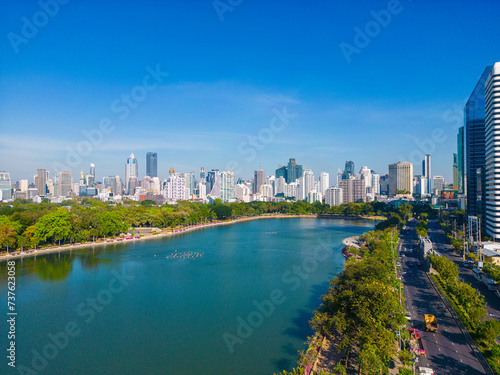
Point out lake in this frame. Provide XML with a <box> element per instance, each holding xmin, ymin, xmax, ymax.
<box><xmin>0</xmin><ymin>218</ymin><xmax>374</xmax><ymax>375</ymax></box>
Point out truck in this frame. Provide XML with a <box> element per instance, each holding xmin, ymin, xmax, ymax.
<box><xmin>480</xmin><ymin>273</ymin><xmax>497</xmax><ymax>291</ymax></box>
<box><xmin>424</xmin><ymin>314</ymin><xmax>438</xmax><ymax>332</ymax></box>
<box><xmin>409</xmin><ymin>328</ymin><xmax>425</xmax><ymax>356</ymax></box>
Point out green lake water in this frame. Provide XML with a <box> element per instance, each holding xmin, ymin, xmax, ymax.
<box><xmin>0</xmin><ymin>218</ymin><xmax>374</xmax><ymax>375</ymax></box>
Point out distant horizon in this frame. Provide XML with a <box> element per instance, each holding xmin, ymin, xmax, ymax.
<box><xmin>2</xmin><ymin>1</ymin><xmax>500</xmax><ymax>184</ymax></box>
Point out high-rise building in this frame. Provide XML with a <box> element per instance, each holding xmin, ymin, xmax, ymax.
<box><xmin>457</xmin><ymin>126</ymin><xmax>465</xmax><ymax>195</ymax></box>
<box><xmin>0</xmin><ymin>171</ymin><xmax>12</xmax><ymax>201</ymax></box>
<box><xmin>371</xmin><ymin>173</ymin><xmax>380</xmax><ymax>196</ymax></box>
<box><xmin>388</xmin><ymin>162</ymin><xmax>413</xmax><ymax>197</ymax></box>
<box><xmin>183</xmin><ymin>172</ymin><xmax>196</xmax><ymax>196</ymax></box>
<box><xmin>485</xmin><ymin>62</ymin><xmax>500</xmax><ymax>239</ymax></box>
<box><xmin>433</xmin><ymin>176</ymin><xmax>445</xmax><ymax>195</ymax></box>
<box><xmin>275</xmin><ymin>158</ymin><xmax>303</xmax><ymax>184</ymax></box>
<box><xmin>325</xmin><ymin>187</ymin><xmax>343</xmax><ymax>206</ymax></box>
<box><xmin>254</xmin><ymin>169</ymin><xmax>265</xmax><ymax>195</ymax></box>
<box><xmin>338</xmin><ymin>178</ymin><xmax>366</xmax><ymax>203</ymax></box>
<box><xmin>453</xmin><ymin>154</ymin><xmax>458</xmax><ymax>191</ymax></box>
<box><xmin>54</xmin><ymin>171</ymin><xmax>72</xmax><ymax>197</ymax></box>
<box><xmin>307</xmin><ymin>189</ymin><xmax>322</xmax><ymax>204</ymax></box>
<box><xmin>207</xmin><ymin>169</ymin><xmax>220</xmax><ymax>195</ymax></box>
<box><xmin>345</xmin><ymin>161</ymin><xmax>355</xmax><ymax>176</ymax></box>
<box><xmin>220</xmin><ymin>171</ymin><xmax>236</xmax><ymax>202</ymax></box>
<box><xmin>422</xmin><ymin>154</ymin><xmax>431</xmax><ymax>194</ymax></box>
<box><xmin>125</xmin><ymin>153</ymin><xmax>138</xmax><ymax>194</ymax></box>
<box><xmin>36</xmin><ymin>169</ymin><xmax>47</xmax><ymax>196</ymax></box>
<box><xmin>200</xmin><ymin>167</ymin><xmax>206</xmax><ymax>182</ymax></box>
<box><xmin>235</xmin><ymin>183</ymin><xmax>251</xmax><ymax>202</ymax></box>
<box><xmin>146</xmin><ymin>152</ymin><xmax>158</xmax><ymax>178</ymax></box>
<box><xmin>303</xmin><ymin>169</ymin><xmax>315</xmax><ymax>196</ymax></box>
<box><xmin>207</xmin><ymin>170</ymin><xmax>221</xmax><ymax>197</ymax></box>
<box><xmin>164</xmin><ymin>172</ymin><xmax>188</xmax><ymax>202</ymax></box>
<box><xmin>466</xmin><ymin>66</ymin><xmax>493</xmax><ymax>218</ymax></box>
<box><xmin>319</xmin><ymin>172</ymin><xmax>329</xmax><ymax>195</ymax></box>
<box><xmin>379</xmin><ymin>174</ymin><xmax>389</xmax><ymax>196</ymax></box>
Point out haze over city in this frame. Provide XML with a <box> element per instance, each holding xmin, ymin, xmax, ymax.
<box><xmin>2</xmin><ymin>1</ymin><xmax>500</xmax><ymax>183</ymax></box>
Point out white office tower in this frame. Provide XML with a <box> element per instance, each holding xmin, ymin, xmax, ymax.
<box><xmin>286</xmin><ymin>181</ymin><xmax>298</xmax><ymax>199</ymax></box>
<box><xmin>359</xmin><ymin>166</ymin><xmax>372</xmax><ymax>191</ymax></box>
<box><xmin>485</xmin><ymin>62</ymin><xmax>500</xmax><ymax>239</ymax></box>
<box><xmin>336</xmin><ymin>168</ymin><xmax>343</xmax><ymax>186</ymax></box>
<box><xmin>235</xmin><ymin>184</ymin><xmax>251</xmax><ymax>202</ymax></box>
<box><xmin>319</xmin><ymin>172</ymin><xmax>329</xmax><ymax>195</ymax></box>
<box><xmin>371</xmin><ymin>173</ymin><xmax>380</xmax><ymax>196</ymax></box>
<box><xmin>19</xmin><ymin>179</ymin><xmax>28</xmax><ymax>192</ymax></box>
<box><xmin>164</xmin><ymin>172</ymin><xmax>188</xmax><ymax>202</ymax></box>
<box><xmin>325</xmin><ymin>187</ymin><xmax>343</xmax><ymax>206</ymax></box>
<box><xmin>259</xmin><ymin>184</ymin><xmax>274</xmax><ymax>200</ymax></box>
<box><xmin>275</xmin><ymin>176</ymin><xmax>286</xmax><ymax>196</ymax></box>
<box><xmin>220</xmin><ymin>171</ymin><xmax>236</xmax><ymax>202</ymax></box>
<box><xmin>303</xmin><ymin>169</ymin><xmax>315</xmax><ymax>196</ymax></box>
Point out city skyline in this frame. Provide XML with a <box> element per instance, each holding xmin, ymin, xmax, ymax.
<box><xmin>2</xmin><ymin>1</ymin><xmax>500</xmax><ymax>183</ymax></box>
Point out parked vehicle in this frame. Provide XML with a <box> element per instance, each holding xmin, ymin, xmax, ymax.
<box><xmin>473</xmin><ymin>268</ymin><xmax>483</xmax><ymax>281</ymax></box>
<box><xmin>417</xmin><ymin>261</ymin><xmax>422</xmax><ymax>266</ymax></box>
<box><xmin>424</xmin><ymin>314</ymin><xmax>438</xmax><ymax>332</ymax></box>
<box><xmin>409</xmin><ymin>328</ymin><xmax>425</xmax><ymax>355</ymax></box>
<box><xmin>417</xmin><ymin>367</ymin><xmax>435</xmax><ymax>375</ymax></box>
<box><xmin>481</xmin><ymin>273</ymin><xmax>497</xmax><ymax>291</ymax></box>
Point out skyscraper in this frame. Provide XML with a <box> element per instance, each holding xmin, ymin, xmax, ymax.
<box><xmin>453</xmin><ymin>154</ymin><xmax>458</xmax><ymax>191</ymax></box>
<box><xmin>253</xmin><ymin>169</ymin><xmax>265</xmax><ymax>195</ymax></box>
<box><xmin>0</xmin><ymin>171</ymin><xmax>12</xmax><ymax>201</ymax></box>
<box><xmin>146</xmin><ymin>152</ymin><xmax>158</xmax><ymax>178</ymax></box>
<box><xmin>125</xmin><ymin>153</ymin><xmax>138</xmax><ymax>194</ymax></box>
<box><xmin>388</xmin><ymin>162</ymin><xmax>413</xmax><ymax>197</ymax></box>
<box><xmin>220</xmin><ymin>171</ymin><xmax>236</xmax><ymax>202</ymax></box>
<box><xmin>457</xmin><ymin>126</ymin><xmax>465</xmax><ymax>195</ymax></box>
<box><xmin>422</xmin><ymin>154</ymin><xmax>431</xmax><ymax>194</ymax></box>
<box><xmin>485</xmin><ymin>62</ymin><xmax>500</xmax><ymax>239</ymax></box>
<box><xmin>466</xmin><ymin>65</ymin><xmax>493</xmax><ymax>218</ymax></box>
<box><xmin>345</xmin><ymin>161</ymin><xmax>355</xmax><ymax>175</ymax></box>
<box><xmin>36</xmin><ymin>169</ymin><xmax>47</xmax><ymax>196</ymax></box>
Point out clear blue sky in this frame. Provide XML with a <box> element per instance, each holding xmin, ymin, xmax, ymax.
<box><xmin>1</xmin><ymin>0</ymin><xmax>499</xmax><ymax>184</ymax></box>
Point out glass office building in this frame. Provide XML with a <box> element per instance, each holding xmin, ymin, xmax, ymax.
<box><xmin>465</xmin><ymin>65</ymin><xmax>492</xmax><ymax>218</ymax></box>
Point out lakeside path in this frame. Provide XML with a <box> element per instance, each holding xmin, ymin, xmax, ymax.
<box><xmin>0</xmin><ymin>214</ymin><xmax>311</xmax><ymax>263</ymax></box>
<box><xmin>0</xmin><ymin>214</ymin><xmax>380</xmax><ymax>263</ymax></box>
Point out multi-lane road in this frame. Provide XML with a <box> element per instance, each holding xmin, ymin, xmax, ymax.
<box><xmin>427</xmin><ymin>219</ymin><xmax>500</xmax><ymax>323</ymax></box>
<box><xmin>399</xmin><ymin>219</ymin><xmax>486</xmax><ymax>374</ymax></box>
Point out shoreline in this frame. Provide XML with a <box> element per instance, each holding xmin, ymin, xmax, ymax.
<box><xmin>0</xmin><ymin>214</ymin><xmax>378</xmax><ymax>262</ymax></box>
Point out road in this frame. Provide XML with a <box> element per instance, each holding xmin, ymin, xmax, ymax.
<box><xmin>399</xmin><ymin>219</ymin><xmax>486</xmax><ymax>374</ymax></box>
<box><xmin>427</xmin><ymin>219</ymin><xmax>500</xmax><ymax>323</ymax></box>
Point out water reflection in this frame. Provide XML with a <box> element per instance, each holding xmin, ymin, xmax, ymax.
<box><xmin>0</xmin><ymin>245</ymin><xmax>123</xmax><ymax>284</ymax></box>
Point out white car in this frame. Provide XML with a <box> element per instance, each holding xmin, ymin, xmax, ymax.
<box><xmin>417</xmin><ymin>367</ymin><xmax>435</xmax><ymax>375</ymax></box>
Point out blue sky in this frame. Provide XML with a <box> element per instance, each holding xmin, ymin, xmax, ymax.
<box><xmin>1</xmin><ymin>0</ymin><xmax>500</xmax><ymax>184</ymax></box>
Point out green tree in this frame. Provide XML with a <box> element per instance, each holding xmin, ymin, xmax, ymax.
<box><xmin>34</xmin><ymin>211</ymin><xmax>73</xmax><ymax>245</ymax></box>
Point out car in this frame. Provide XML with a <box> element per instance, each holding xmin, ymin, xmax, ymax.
<box><xmin>417</xmin><ymin>367</ymin><xmax>435</xmax><ymax>375</ymax></box>
<box><xmin>417</xmin><ymin>261</ymin><xmax>422</xmax><ymax>266</ymax></box>
<box><xmin>407</xmin><ymin>262</ymin><xmax>414</xmax><ymax>267</ymax></box>
<box><xmin>402</xmin><ymin>254</ymin><xmax>406</xmax><ymax>257</ymax></box>
<box><xmin>405</xmin><ymin>313</ymin><xmax>412</xmax><ymax>321</ymax></box>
